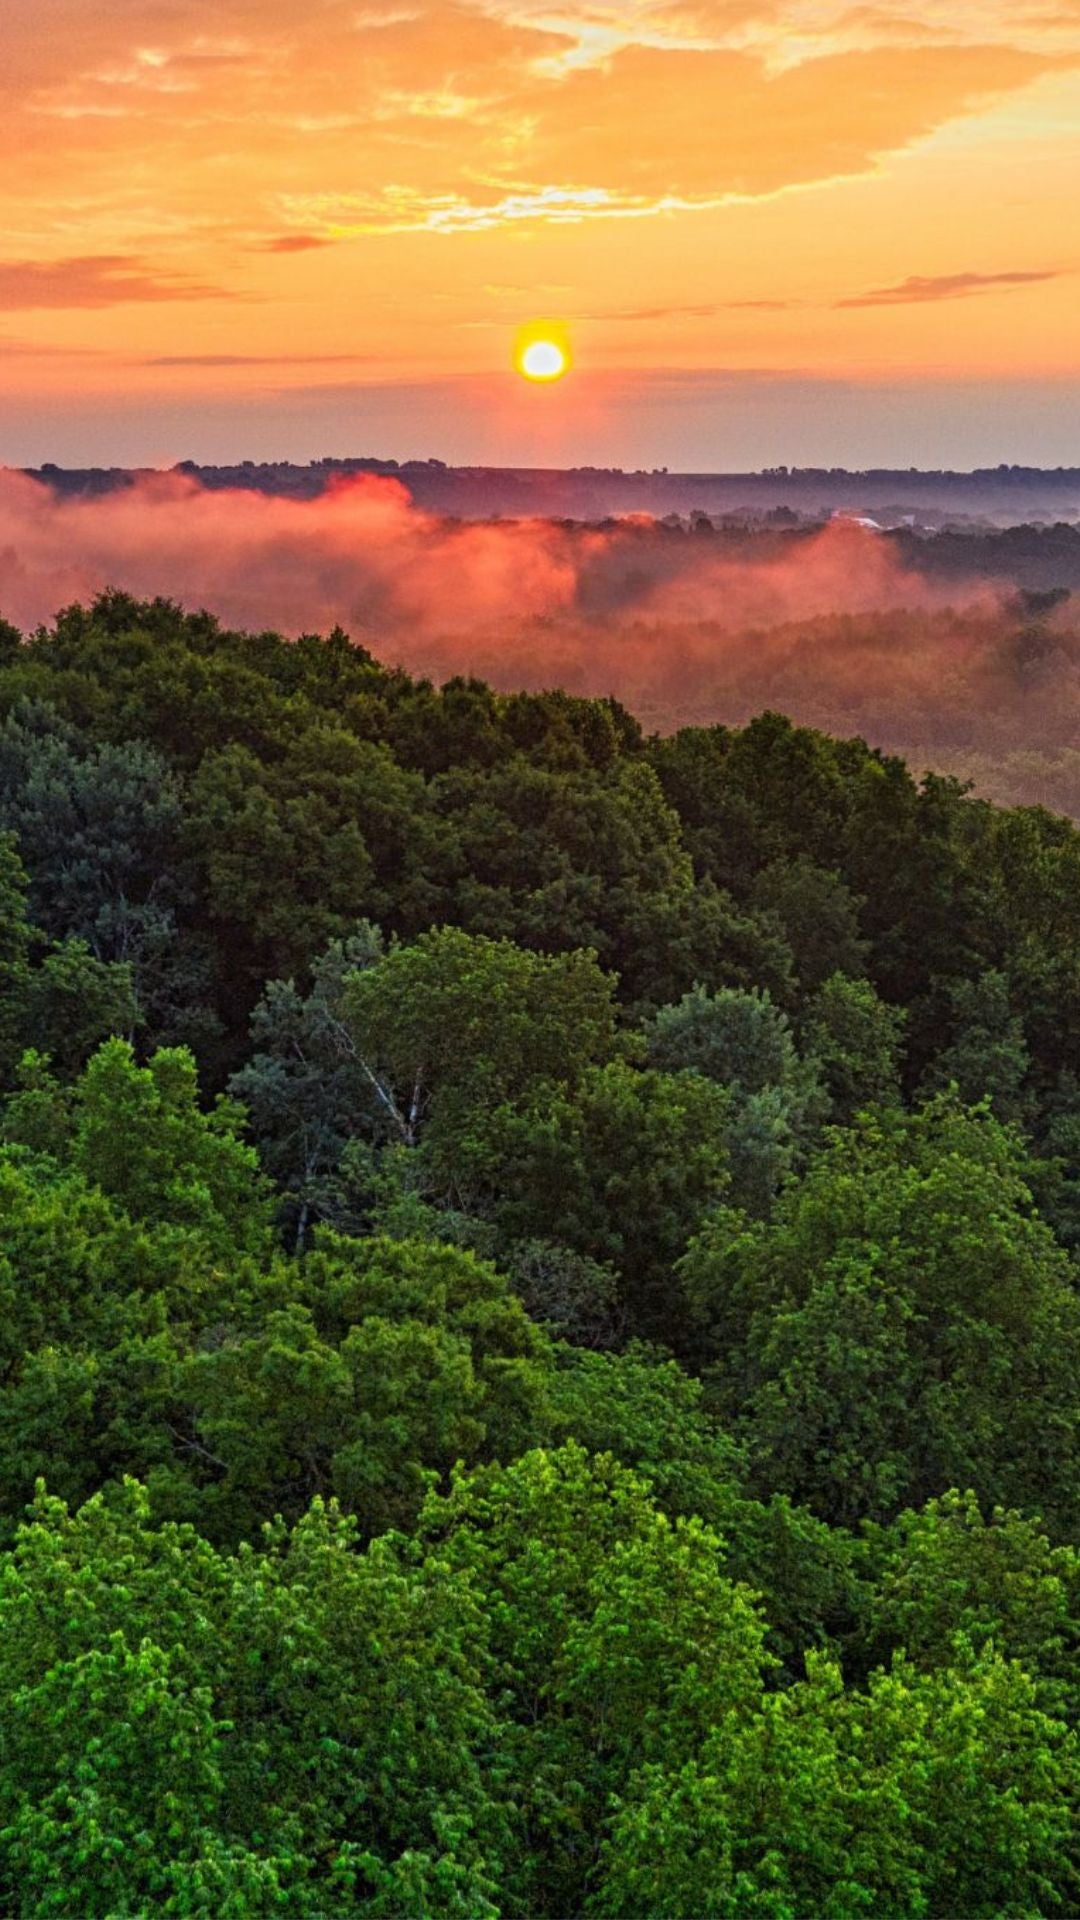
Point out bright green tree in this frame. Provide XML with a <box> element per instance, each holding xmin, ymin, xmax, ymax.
<box><xmin>682</xmin><ymin>1097</ymin><xmax>1080</xmax><ymax>1528</ymax></box>
<box><xmin>418</xmin><ymin>1444</ymin><xmax>767</xmax><ymax>1918</ymax></box>
<box><xmin>859</xmin><ymin>1488</ymin><xmax>1079</xmax><ymax>1716</ymax></box>
<box><xmin>72</xmin><ymin>1037</ymin><xmax>272</xmax><ymax>1254</ymax></box>
<box><xmin>179</xmin><ymin>1234</ymin><xmax>551</xmax><ymax>1540</ymax></box>
<box><xmin>597</xmin><ymin>1648</ymin><xmax>1078</xmax><ymax>1920</ymax></box>
<box><xmin>0</xmin><ymin>1481</ymin><xmax>509</xmax><ymax>1917</ymax></box>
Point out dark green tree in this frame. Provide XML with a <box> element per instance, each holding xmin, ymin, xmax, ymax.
<box><xmin>800</xmin><ymin>971</ymin><xmax>906</xmax><ymax>1123</ymax></box>
<box><xmin>750</xmin><ymin>854</ymin><xmax>868</xmax><ymax>991</ymax></box>
<box><xmin>645</xmin><ymin>983</ymin><xmax>824</xmax><ymax>1211</ymax></box>
<box><xmin>341</xmin><ymin>925</ymin><xmax>619</xmax><ymax>1158</ymax></box>
<box><xmin>0</xmin><ymin>831</ymin><xmax>31</xmax><ymax>1083</ymax></box>
<box><xmin>229</xmin><ymin>923</ymin><xmax>385</xmax><ymax>1246</ymax></box>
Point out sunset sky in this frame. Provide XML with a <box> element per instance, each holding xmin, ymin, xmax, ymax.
<box><xmin>3</xmin><ymin>0</ymin><xmax>1079</xmax><ymax>468</ymax></box>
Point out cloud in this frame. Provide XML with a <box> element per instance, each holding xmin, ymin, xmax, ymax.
<box><xmin>588</xmin><ymin>300</ymin><xmax>794</xmax><ymax>320</ymax></box>
<box><xmin>0</xmin><ymin>254</ymin><xmax>228</xmax><ymax>310</ymax></box>
<box><xmin>275</xmin><ymin>35</ymin><xmax>1072</xmax><ymax>237</ymax></box>
<box><xmin>591</xmin><ymin>0</ymin><xmax>1080</xmax><ymax>63</ymax></box>
<box><xmin>0</xmin><ymin>335</ymin><xmax>105</xmax><ymax>358</ymax></box>
<box><xmin>0</xmin><ymin>464</ymin><xmax>949</xmax><ymax>642</ymax></box>
<box><xmin>0</xmin><ymin>458</ymin><xmax>987</xmax><ymax>632</ymax></box>
<box><xmin>595</xmin><ymin>304</ymin><xmax>722</xmax><ymax>321</ymax></box>
<box><xmin>513</xmin><ymin>40</ymin><xmax>1067</xmax><ymax>204</ymax></box>
<box><xmin>255</xmin><ymin>234</ymin><xmax>333</xmax><ymax>254</ymax></box>
<box><xmin>140</xmin><ymin>351</ymin><xmax>376</xmax><ymax>367</ymax></box>
<box><xmin>837</xmin><ymin>268</ymin><xmax>1064</xmax><ymax>308</ymax></box>
<box><xmin>3</xmin><ymin>1</ymin><xmax>1075</xmax><ymax>256</ymax></box>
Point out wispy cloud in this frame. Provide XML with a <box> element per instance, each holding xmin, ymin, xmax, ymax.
<box><xmin>0</xmin><ymin>254</ymin><xmax>229</xmax><ymax>310</ymax></box>
<box><xmin>290</xmin><ymin>184</ymin><xmax>676</xmax><ymax>235</ymax></box>
<box><xmin>0</xmin><ymin>335</ymin><xmax>105</xmax><ymax>358</ymax></box>
<box><xmin>253</xmin><ymin>234</ymin><xmax>333</xmax><ymax>254</ymax></box>
<box><xmin>141</xmin><ymin>350</ymin><xmax>376</xmax><ymax>367</ymax></box>
<box><xmin>588</xmin><ymin>299</ymin><xmax>794</xmax><ymax>319</ymax></box>
<box><xmin>837</xmin><ymin>268</ymin><xmax>1064</xmax><ymax>308</ymax></box>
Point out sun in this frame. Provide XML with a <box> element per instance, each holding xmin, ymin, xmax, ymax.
<box><xmin>514</xmin><ymin>324</ymin><xmax>571</xmax><ymax>382</ymax></box>
<box><xmin>520</xmin><ymin>339</ymin><xmax>567</xmax><ymax>382</ymax></box>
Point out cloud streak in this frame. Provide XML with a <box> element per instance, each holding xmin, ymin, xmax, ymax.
<box><xmin>254</xmin><ymin>234</ymin><xmax>333</xmax><ymax>254</ymax></box>
<box><xmin>275</xmin><ymin>36</ymin><xmax>1070</xmax><ymax>236</ymax></box>
<box><xmin>0</xmin><ymin>255</ymin><xmax>229</xmax><ymax>311</ymax></box>
<box><xmin>140</xmin><ymin>351</ymin><xmax>376</xmax><ymax>367</ymax></box>
<box><xmin>586</xmin><ymin>299</ymin><xmax>794</xmax><ymax>321</ymax></box>
<box><xmin>838</xmin><ymin>268</ymin><xmax>1065</xmax><ymax>308</ymax></box>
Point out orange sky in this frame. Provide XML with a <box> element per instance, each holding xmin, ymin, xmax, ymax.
<box><xmin>2</xmin><ymin>0</ymin><xmax>1079</xmax><ymax>466</ymax></box>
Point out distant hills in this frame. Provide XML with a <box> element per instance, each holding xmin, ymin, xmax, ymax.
<box><xmin>24</xmin><ymin>457</ymin><xmax>1080</xmax><ymax>528</ymax></box>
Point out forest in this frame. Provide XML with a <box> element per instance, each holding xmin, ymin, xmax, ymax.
<box><xmin>0</xmin><ymin>589</ymin><xmax>1077</xmax><ymax>1916</ymax></box>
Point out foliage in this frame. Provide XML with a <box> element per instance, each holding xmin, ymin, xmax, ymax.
<box><xmin>0</xmin><ymin>595</ymin><xmax>1078</xmax><ymax>1914</ymax></box>
<box><xmin>0</xmin><ymin>1482</ymin><xmax>509</xmax><ymax>1917</ymax></box>
<box><xmin>645</xmin><ymin>983</ymin><xmax>824</xmax><ymax>1210</ymax></box>
<box><xmin>596</xmin><ymin>1648</ymin><xmax>1078</xmax><ymax>1920</ymax></box>
<box><xmin>0</xmin><ymin>832</ymin><xmax>30</xmax><ymax>1082</ymax></box>
<box><xmin>228</xmin><ymin>923</ymin><xmax>385</xmax><ymax>1245</ymax></box>
<box><xmin>683</xmin><ymin>1098</ymin><xmax>1080</xmax><ymax>1528</ymax></box>
<box><xmin>799</xmin><ymin>970</ymin><xmax>906</xmax><ymax>1123</ymax></box>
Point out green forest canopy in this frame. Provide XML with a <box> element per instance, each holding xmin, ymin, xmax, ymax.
<box><xmin>0</xmin><ymin>592</ymin><xmax>1077</xmax><ymax>1916</ymax></box>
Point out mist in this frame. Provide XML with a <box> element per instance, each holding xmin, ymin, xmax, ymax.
<box><xmin>0</xmin><ymin>466</ymin><xmax>956</xmax><ymax>641</ymax></box>
<box><xmin>3</xmin><ymin>466</ymin><xmax>1079</xmax><ymax>793</ymax></box>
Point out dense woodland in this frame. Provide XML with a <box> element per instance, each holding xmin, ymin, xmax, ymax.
<box><xmin>0</xmin><ymin>591</ymin><xmax>1078</xmax><ymax>1916</ymax></box>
